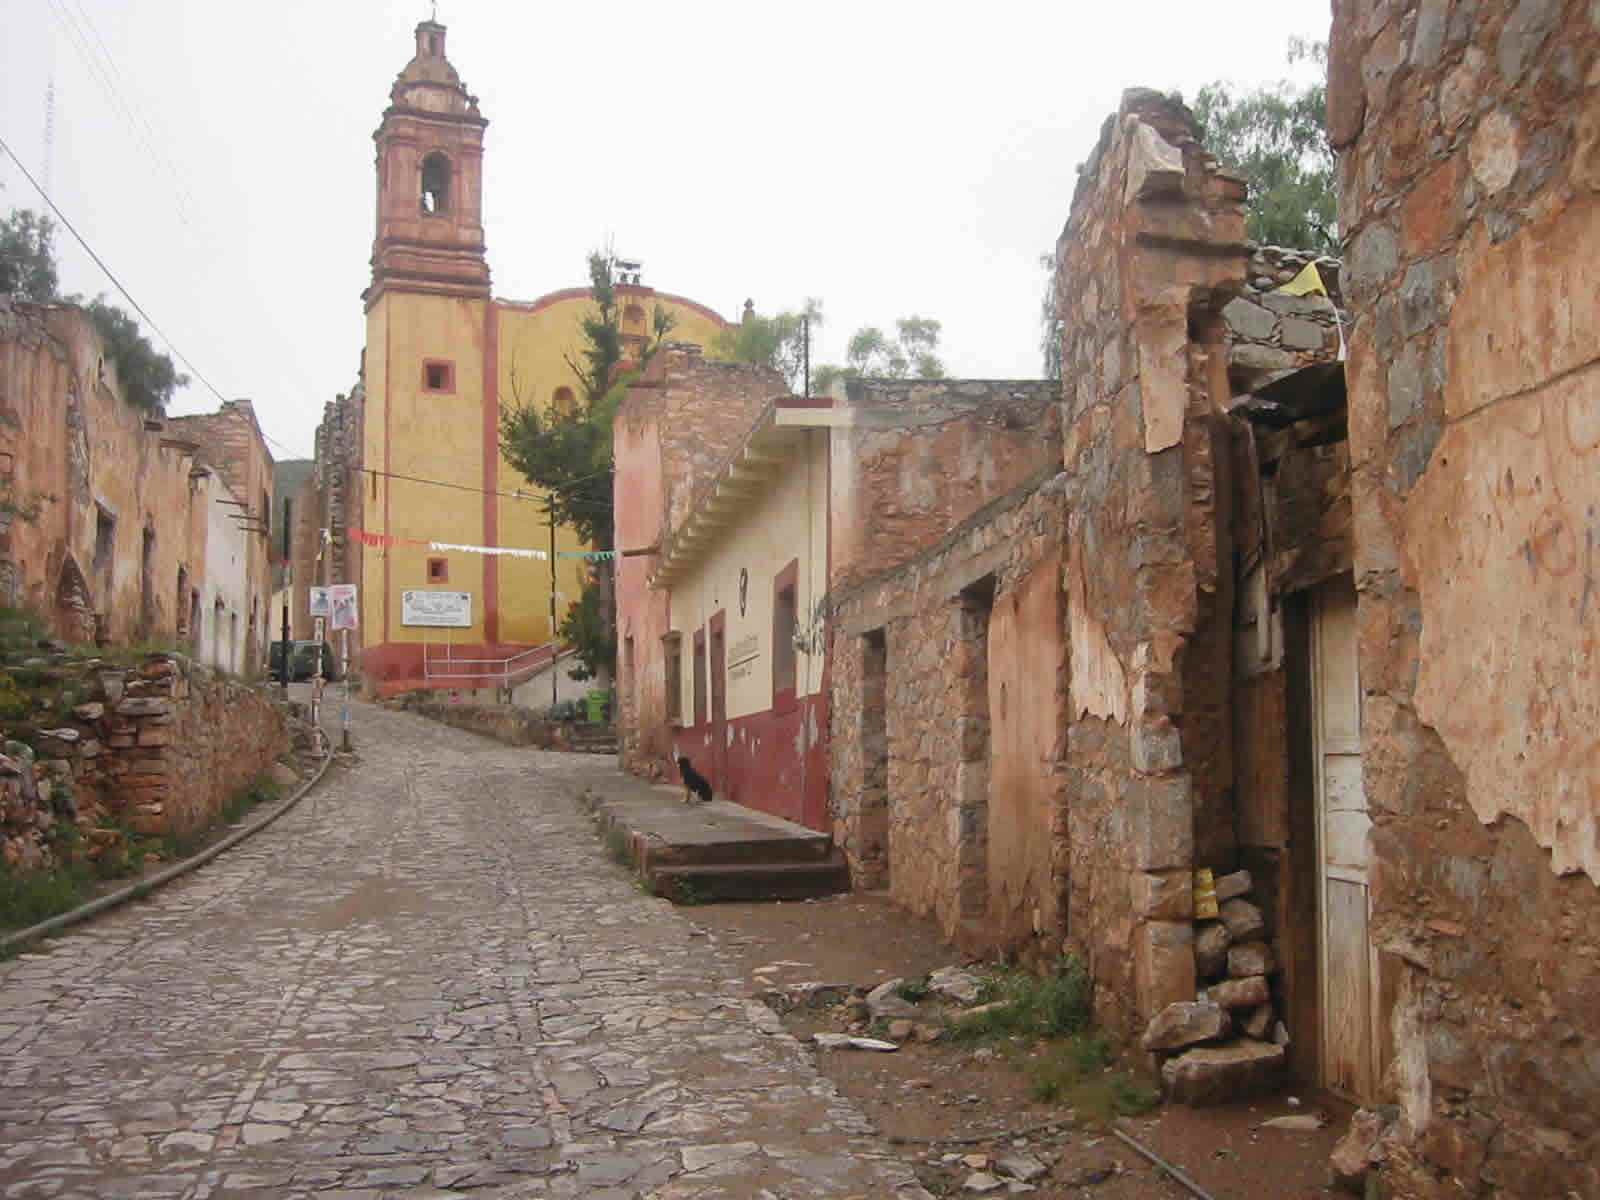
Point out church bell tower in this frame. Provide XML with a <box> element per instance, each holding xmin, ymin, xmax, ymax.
<box><xmin>365</xmin><ymin>20</ymin><xmax>490</xmax><ymax>307</ymax></box>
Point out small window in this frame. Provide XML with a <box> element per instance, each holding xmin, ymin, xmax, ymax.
<box><xmin>93</xmin><ymin>506</ymin><xmax>116</xmax><ymax>576</ymax></box>
<box><xmin>420</xmin><ymin>152</ymin><xmax>451</xmax><ymax>215</ymax></box>
<box><xmin>663</xmin><ymin>633</ymin><xmax>683</xmax><ymax>724</ymax></box>
<box><xmin>422</xmin><ymin>360</ymin><xmax>455</xmax><ymax>393</ymax></box>
<box><xmin>773</xmin><ymin>560</ymin><xmax>799</xmax><ymax>705</ymax></box>
<box><xmin>693</xmin><ymin>629</ymin><xmax>707</xmax><ymax>726</ymax></box>
<box><xmin>551</xmin><ymin>385</ymin><xmax>576</xmax><ymax>416</ymax></box>
<box><xmin>427</xmin><ymin>557</ymin><xmax>449</xmax><ymax>583</ymax></box>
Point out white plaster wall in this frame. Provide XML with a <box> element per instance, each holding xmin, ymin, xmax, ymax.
<box><xmin>200</xmin><ymin>476</ymin><xmax>252</xmax><ymax>675</ymax></box>
<box><xmin>667</xmin><ymin>430</ymin><xmax>829</xmax><ymax>721</ymax></box>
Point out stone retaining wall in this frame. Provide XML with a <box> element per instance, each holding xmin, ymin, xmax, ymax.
<box><xmin>2</xmin><ymin>652</ymin><xmax>287</xmax><ymax>871</ymax></box>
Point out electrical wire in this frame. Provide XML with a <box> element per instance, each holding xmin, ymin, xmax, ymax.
<box><xmin>0</xmin><ymin>130</ymin><xmax>230</xmax><ymax>411</ymax></box>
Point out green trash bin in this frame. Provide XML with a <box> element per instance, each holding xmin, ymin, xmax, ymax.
<box><xmin>585</xmin><ymin>689</ymin><xmax>608</xmax><ymax>724</ymax></box>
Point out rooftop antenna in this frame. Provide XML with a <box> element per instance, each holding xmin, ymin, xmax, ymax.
<box><xmin>42</xmin><ymin>24</ymin><xmax>56</xmax><ymax>195</ymax></box>
<box><xmin>430</xmin><ymin>1</ymin><xmax>439</xmax><ymax>20</ymax></box>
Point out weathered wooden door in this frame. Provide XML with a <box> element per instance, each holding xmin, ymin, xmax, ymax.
<box><xmin>1312</xmin><ymin>576</ymin><xmax>1380</xmax><ymax>1099</ymax></box>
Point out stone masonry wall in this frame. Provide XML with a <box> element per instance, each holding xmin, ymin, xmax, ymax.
<box><xmin>1223</xmin><ymin>245</ymin><xmax>1347</xmax><ymax>397</ymax></box>
<box><xmin>1052</xmin><ymin>92</ymin><xmax>1249</xmax><ymax>1040</ymax></box>
<box><xmin>3</xmin><ymin>652</ymin><xmax>288</xmax><ymax>875</ymax></box>
<box><xmin>1330</xmin><ymin>1</ymin><xmax>1600</xmax><ymax>1194</ymax></box>
<box><xmin>829</xmin><ymin>380</ymin><xmax>1061</xmax><ymax>593</ymax></box>
<box><xmin>830</xmin><ymin>473</ymin><xmax>1066</xmax><ymax>956</ymax></box>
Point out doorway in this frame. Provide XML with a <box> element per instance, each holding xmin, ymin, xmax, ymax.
<box><xmin>1303</xmin><ymin>574</ymin><xmax>1383</xmax><ymax>1100</ymax></box>
<box><xmin>860</xmin><ymin>628</ymin><xmax>889</xmax><ymax>888</ymax></box>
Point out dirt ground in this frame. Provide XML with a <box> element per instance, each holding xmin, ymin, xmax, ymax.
<box><xmin>686</xmin><ymin>890</ymin><xmax>1350</xmax><ymax>1199</ymax></box>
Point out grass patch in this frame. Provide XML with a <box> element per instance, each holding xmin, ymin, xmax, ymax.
<box><xmin>950</xmin><ymin>956</ymin><xmax>1093</xmax><ymax>1043</ymax></box>
<box><xmin>221</xmin><ymin>776</ymin><xmax>279</xmax><ymax>825</ymax></box>
<box><xmin>948</xmin><ymin>956</ymin><xmax>1160</xmax><ymax>1127</ymax></box>
<box><xmin>895</xmin><ymin>976</ymin><xmax>932</xmax><ymax>1004</ymax></box>
<box><xmin>0</xmin><ymin>860</ymin><xmax>95</xmax><ymax>931</ymax></box>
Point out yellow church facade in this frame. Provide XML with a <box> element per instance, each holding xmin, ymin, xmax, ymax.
<box><xmin>355</xmin><ymin>20</ymin><xmax>726</xmax><ymax>692</ymax></box>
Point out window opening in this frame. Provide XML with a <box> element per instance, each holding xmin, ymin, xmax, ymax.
<box><xmin>420</xmin><ymin>153</ymin><xmax>450</xmax><ymax>215</ymax></box>
<box><xmin>427</xmin><ymin>557</ymin><xmax>449</xmax><ymax>583</ymax></box>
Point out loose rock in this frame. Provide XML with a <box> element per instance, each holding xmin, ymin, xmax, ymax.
<box><xmin>866</xmin><ymin>978</ymin><xmax>919</xmax><ymax>1019</ymax></box>
<box><xmin>1227</xmin><ymin>941</ymin><xmax>1276</xmax><ymax>978</ymax></box>
<box><xmin>1209</xmin><ymin>975</ymin><xmax>1270</xmax><ymax>1010</ymax></box>
<box><xmin>1219</xmin><ymin>898</ymin><xmax>1267</xmax><ymax>942</ymax></box>
<box><xmin>1142</xmin><ymin>1001</ymin><xmax>1231</xmax><ymax>1052</ymax></box>
<box><xmin>1195</xmin><ymin>922</ymin><xmax>1232</xmax><ymax>978</ymax></box>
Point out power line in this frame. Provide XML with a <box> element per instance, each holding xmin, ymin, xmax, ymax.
<box><xmin>0</xmin><ymin>130</ymin><xmax>232</xmax><ymax>411</ymax></box>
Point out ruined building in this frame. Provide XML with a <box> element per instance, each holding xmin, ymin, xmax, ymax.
<box><xmin>0</xmin><ymin>300</ymin><xmax>274</xmax><ymax>674</ymax></box>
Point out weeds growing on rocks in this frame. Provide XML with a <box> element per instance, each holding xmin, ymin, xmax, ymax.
<box><xmin>951</xmin><ymin>956</ymin><xmax>1093</xmax><ymax>1042</ymax></box>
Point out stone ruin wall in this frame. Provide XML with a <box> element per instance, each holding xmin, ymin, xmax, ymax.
<box><xmin>828</xmin><ymin>379</ymin><xmax>1062</xmax><ymax>593</ymax></box>
<box><xmin>1329</xmin><ymin>0</ymin><xmax>1600</xmax><ymax>1193</ymax></box>
<box><xmin>829</xmin><ymin>474</ymin><xmax>1066</xmax><ymax>957</ymax></box>
<box><xmin>2</xmin><ymin>653</ymin><xmax>287</xmax><ymax>874</ymax></box>
<box><xmin>1052</xmin><ymin>92</ymin><xmax>1249</xmax><ymax>1040</ymax></box>
<box><xmin>0</xmin><ymin>302</ymin><xmax>202</xmax><ymax>648</ymax></box>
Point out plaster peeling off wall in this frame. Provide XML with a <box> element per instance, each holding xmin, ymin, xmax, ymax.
<box><xmin>1409</xmin><ymin>203</ymin><xmax>1600</xmax><ymax>883</ymax></box>
<box><xmin>1065</xmin><ymin>540</ymin><xmax>1126</xmax><ymax>725</ymax></box>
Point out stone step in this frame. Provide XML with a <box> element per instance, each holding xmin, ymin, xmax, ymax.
<box><xmin>648</xmin><ymin>852</ymin><xmax>852</xmax><ymax>903</ymax></box>
<box><xmin>1160</xmin><ymin>1039</ymin><xmax>1286</xmax><ymax>1105</ymax></box>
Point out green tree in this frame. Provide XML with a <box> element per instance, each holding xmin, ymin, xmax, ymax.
<box><xmin>0</xmin><ymin>209</ymin><xmax>58</xmax><ymax>303</ymax></box>
<box><xmin>81</xmin><ymin>297</ymin><xmax>189</xmax><ymax>413</ymax></box>
<box><xmin>713</xmin><ymin>298</ymin><xmax>822</xmax><ymax>391</ymax></box>
<box><xmin>499</xmin><ymin>252</ymin><xmax>676</xmax><ymax>688</ymax></box>
<box><xmin>1</xmin><ymin>205</ymin><xmax>188</xmax><ymax>412</ymax></box>
<box><xmin>812</xmin><ymin>316</ymin><xmax>946</xmax><ymax>394</ymax></box>
<box><xmin>1189</xmin><ymin>39</ymin><xmax>1336</xmax><ymax>254</ymax></box>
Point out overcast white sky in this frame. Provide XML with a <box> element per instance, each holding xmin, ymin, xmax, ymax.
<box><xmin>2</xmin><ymin>1</ymin><xmax>1329</xmax><ymax>462</ymax></box>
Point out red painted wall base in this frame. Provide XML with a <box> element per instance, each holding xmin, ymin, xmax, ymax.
<box><xmin>671</xmin><ymin>694</ymin><xmax>829</xmax><ymax>832</ymax></box>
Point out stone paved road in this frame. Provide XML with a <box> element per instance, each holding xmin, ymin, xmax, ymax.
<box><xmin>0</xmin><ymin>700</ymin><xmax>931</xmax><ymax>1199</ymax></box>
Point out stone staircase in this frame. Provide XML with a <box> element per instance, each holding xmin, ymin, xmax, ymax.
<box><xmin>567</xmin><ymin>724</ymin><xmax>619</xmax><ymax>755</ymax></box>
<box><xmin>583</xmin><ymin>785</ymin><xmax>850</xmax><ymax>903</ymax></box>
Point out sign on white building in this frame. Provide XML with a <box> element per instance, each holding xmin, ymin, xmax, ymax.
<box><xmin>401</xmin><ymin>590</ymin><xmax>472</xmax><ymax>628</ymax></box>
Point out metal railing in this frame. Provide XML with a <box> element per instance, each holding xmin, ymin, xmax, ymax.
<box><xmin>422</xmin><ymin>636</ymin><xmax>564</xmax><ymax>688</ymax></box>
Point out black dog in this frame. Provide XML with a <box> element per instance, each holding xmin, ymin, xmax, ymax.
<box><xmin>677</xmin><ymin>754</ymin><xmax>714</xmax><ymax>805</ymax></box>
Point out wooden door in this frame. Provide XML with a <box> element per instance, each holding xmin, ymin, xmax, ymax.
<box><xmin>1312</xmin><ymin>576</ymin><xmax>1380</xmax><ymax>1099</ymax></box>
<box><xmin>709</xmin><ymin>611</ymin><xmax>727</xmax><ymax>796</ymax></box>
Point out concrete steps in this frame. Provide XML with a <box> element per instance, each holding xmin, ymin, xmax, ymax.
<box><xmin>581</xmin><ymin>782</ymin><xmax>850</xmax><ymax>903</ymax></box>
<box><xmin>650</xmin><ymin>853</ymin><xmax>852</xmax><ymax>903</ymax></box>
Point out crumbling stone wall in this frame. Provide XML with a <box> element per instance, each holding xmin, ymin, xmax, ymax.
<box><xmin>1223</xmin><ymin>247</ymin><xmax>1346</xmax><ymax>396</ymax></box>
<box><xmin>1052</xmin><ymin>92</ymin><xmax>1249</xmax><ymax>1038</ymax></box>
<box><xmin>2</xmin><ymin>653</ymin><xmax>287</xmax><ymax>874</ymax></box>
<box><xmin>829</xmin><ymin>380</ymin><xmax>1061</xmax><ymax>592</ymax></box>
<box><xmin>1330</xmin><ymin>1</ymin><xmax>1600</xmax><ymax>1193</ymax></box>
<box><xmin>0</xmin><ymin>302</ymin><xmax>207</xmax><ymax>648</ymax></box>
<box><xmin>830</xmin><ymin>473</ymin><xmax>1066</xmax><ymax>956</ymax></box>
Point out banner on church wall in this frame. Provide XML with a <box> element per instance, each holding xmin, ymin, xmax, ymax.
<box><xmin>401</xmin><ymin>589</ymin><xmax>472</xmax><ymax>628</ymax></box>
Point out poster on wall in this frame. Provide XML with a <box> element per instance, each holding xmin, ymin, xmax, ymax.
<box><xmin>309</xmin><ymin>587</ymin><xmax>331</xmax><ymax>618</ymax></box>
<box><xmin>401</xmin><ymin>590</ymin><xmax>472</xmax><ymax>628</ymax></box>
<box><xmin>330</xmin><ymin>584</ymin><xmax>360</xmax><ymax>631</ymax></box>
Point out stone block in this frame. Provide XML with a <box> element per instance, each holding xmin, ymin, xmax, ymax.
<box><xmin>1213</xmin><ymin>870</ymin><xmax>1251</xmax><ymax>901</ymax></box>
<box><xmin>1135</xmin><ymin>920</ymin><xmax>1196</xmax><ymax>1018</ymax></box>
<box><xmin>1243</xmin><ymin>1004</ymin><xmax>1274</xmax><ymax>1040</ymax></box>
<box><xmin>1227</xmin><ymin>941</ymin><xmax>1276</xmax><ymax>978</ymax></box>
<box><xmin>1130</xmin><ymin>717</ymin><xmax>1183</xmax><ymax>773</ymax></box>
<box><xmin>1161</xmin><ymin>1040</ymin><xmax>1286</xmax><ymax>1105</ymax></box>
<box><xmin>1209</xmin><ymin>975</ymin><xmax>1270</xmax><ymax>1010</ymax></box>
<box><xmin>1219</xmin><ymin>898</ymin><xmax>1266</xmax><ymax>942</ymax></box>
<box><xmin>1279</xmin><ymin>316</ymin><xmax>1327</xmax><ymax>351</ymax></box>
<box><xmin>1141</xmin><ymin>1001</ymin><xmax>1230</xmax><ymax>1052</ymax></box>
<box><xmin>1196</xmin><ymin>921</ymin><xmax>1232</xmax><ymax>978</ymax></box>
<box><xmin>1130</xmin><ymin>869</ymin><xmax>1194</xmax><ymax>921</ymax></box>
<box><xmin>1128</xmin><ymin>773</ymin><xmax>1193</xmax><ymax>871</ymax></box>
<box><xmin>115</xmin><ymin>697</ymin><xmax>171</xmax><ymax>718</ymax></box>
<box><xmin>1222</xmin><ymin>298</ymin><xmax>1277</xmax><ymax>342</ymax></box>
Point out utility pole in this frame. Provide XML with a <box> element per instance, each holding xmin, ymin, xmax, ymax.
<box><xmin>280</xmin><ymin>496</ymin><xmax>292</xmax><ymax>699</ymax></box>
<box><xmin>802</xmin><ymin>313</ymin><xmax>811</xmax><ymax>397</ymax></box>
<box><xmin>549</xmin><ymin>508</ymin><xmax>558</xmax><ymax>709</ymax></box>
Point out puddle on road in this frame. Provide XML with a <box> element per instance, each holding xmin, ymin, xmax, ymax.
<box><xmin>310</xmin><ymin>875</ymin><xmax>430</xmax><ymax>931</ymax></box>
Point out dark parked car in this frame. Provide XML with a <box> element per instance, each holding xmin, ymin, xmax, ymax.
<box><xmin>269</xmin><ymin>640</ymin><xmax>340</xmax><ymax>682</ymax></box>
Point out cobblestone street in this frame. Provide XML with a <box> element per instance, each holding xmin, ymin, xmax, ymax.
<box><xmin>0</xmin><ymin>701</ymin><xmax>930</xmax><ymax>1199</ymax></box>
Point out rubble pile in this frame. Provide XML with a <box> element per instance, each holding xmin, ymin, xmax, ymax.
<box><xmin>1141</xmin><ymin>869</ymin><xmax>1288</xmax><ymax>1104</ymax></box>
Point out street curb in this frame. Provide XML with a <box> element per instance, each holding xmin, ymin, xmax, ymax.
<box><xmin>0</xmin><ymin>732</ymin><xmax>337</xmax><ymax>955</ymax></box>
